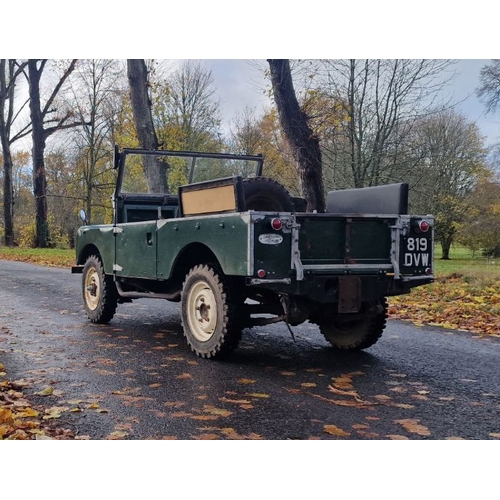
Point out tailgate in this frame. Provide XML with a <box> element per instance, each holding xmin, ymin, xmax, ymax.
<box><xmin>296</xmin><ymin>214</ymin><xmax>394</xmax><ymax>268</ymax></box>
<box><xmin>293</xmin><ymin>213</ymin><xmax>433</xmax><ymax>281</ymax></box>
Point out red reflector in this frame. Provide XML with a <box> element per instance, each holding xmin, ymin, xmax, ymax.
<box><xmin>271</xmin><ymin>218</ymin><xmax>282</xmax><ymax>231</ymax></box>
<box><xmin>257</xmin><ymin>269</ymin><xmax>266</xmax><ymax>278</ymax></box>
<box><xmin>419</xmin><ymin>220</ymin><xmax>430</xmax><ymax>232</ymax></box>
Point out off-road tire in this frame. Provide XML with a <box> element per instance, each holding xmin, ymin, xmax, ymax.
<box><xmin>319</xmin><ymin>298</ymin><xmax>388</xmax><ymax>351</ymax></box>
<box><xmin>82</xmin><ymin>255</ymin><xmax>118</xmax><ymax>324</ymax></box>
<box><xmin>243</xmin><ymin>177</ymin><xmax>294</xmax><ymax>212</ymax></box>
<box><xmin>181</xmin><ymin>264</ymin><xmax>242</xmax><ymax>359</ymax></box>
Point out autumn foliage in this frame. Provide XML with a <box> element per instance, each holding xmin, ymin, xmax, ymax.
<box><xmin>0</xmin><ymin>363</ymin><xmax>74</xmax><ymax>440</ymax></box>
<box><xmin>389</xmin><ymin>273</ymin><xmax>500</xmax><ymax>336</ymax></box>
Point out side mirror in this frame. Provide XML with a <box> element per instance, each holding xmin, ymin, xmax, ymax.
<box><xmin>79</xmin><ymin>209</ymin><xmax>88</xmax><ymax>225</ymax></box>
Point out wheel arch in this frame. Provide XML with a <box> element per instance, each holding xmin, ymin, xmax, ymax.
<box><xmin>77</xmin><ymin>244</ymin><xmax>114</xmax><ymax>275</ymax></box>
<box><xmin>170</xmin><ymin>242</ymin><xmax>222</xmax><ymax>283</ymax></box>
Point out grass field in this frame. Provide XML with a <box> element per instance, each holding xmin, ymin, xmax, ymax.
<box><xmin>1</xmin><ymin>244</ymin><xmax>499</xmax><ymax>335</ymax></box>
<box><xmin>433</xmin><ymin>245</ymin><xmax>500</xmax><ymax>280</ymax></box>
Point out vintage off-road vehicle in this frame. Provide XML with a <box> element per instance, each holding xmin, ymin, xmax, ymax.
<box><xmin>72</xmin><ymin>147</ymin><xmax>434</xmax><ymax>359</ymax></box>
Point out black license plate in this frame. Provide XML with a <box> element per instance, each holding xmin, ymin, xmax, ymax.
<box><xmin>400</xmin><ymin>236</ymin><xmax>432</xmax><ymax>273</ymax></box>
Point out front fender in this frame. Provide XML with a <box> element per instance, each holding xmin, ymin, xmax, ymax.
<box><xmin>75</xmin><ymin>224</ymin><xmax>115</xmax><ymax>274</ymax></box>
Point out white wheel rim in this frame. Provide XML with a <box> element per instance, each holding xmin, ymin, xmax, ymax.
<box><xmin>84</xmin><ymin>267</ymin><xmax>100</xmax><ymax>311</ymax></box>
<box><xmin>187</xmin><ymin>280</ymin><xmax>217</xmax><ymax>342</ymax></box>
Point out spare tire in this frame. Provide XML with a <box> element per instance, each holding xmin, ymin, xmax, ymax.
<box><xmin>242</xmin><ymin>177</ymin><xmax>294</xmax><ymax>212</ymax></box>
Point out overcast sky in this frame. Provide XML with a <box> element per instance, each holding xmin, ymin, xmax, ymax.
<box><xmin>206</xmin><ymin>59</ymin><xmax>499</xmax><ymax>147</ymax></box>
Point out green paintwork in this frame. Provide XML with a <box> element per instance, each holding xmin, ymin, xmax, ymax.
<box><xmin>252</xmin><ymin>217</ymin><xmax>293</xmax><ymax>278</ymax></box>
<box><xmin>114</xmin><ymin>221</ymin><xmax>158</xmax><ymax>278</ymax></box>
<box><xmin>297</xmin><ymin>215</ymin><xmax>393</xmax><ymax>265</ymax></box>
<box><xmin>156</xmin><ymin>213</ymin><xmax>251</xmax><ymax>278</ymax></box>
<box><xmin>75</xmin><ymin>224</ymin><xmax>115</xmax><ymax>274</ymax></box>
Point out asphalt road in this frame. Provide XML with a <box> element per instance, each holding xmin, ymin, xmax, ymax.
<box><xmin>1</xmin><ymin>258</ymin><xmax>500</xmax><ymax>440</ymax></box>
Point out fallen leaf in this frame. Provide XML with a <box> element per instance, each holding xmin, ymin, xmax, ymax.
<box><xmin>36</xmin><ymin>386</ymin><xmax>54</xmax><ymax>396</ymax></box>
<box><xmin>204</xmin><ymin>406</ymin><xmax>232</xmax><ymax>417</ymax></box>
<box><xmin>106</xmin><ymin>431</ymin><xmax>129</xmax><ymax>439</ymax></box>
<box><xmin>374</xmin><ymin>394</ymin><xmax>392</xmax><ymax>401</ymax></box>
<box><xmin>16</xmin><ymin>408</ymin><xmax>40</xmax><ymax>418</ymax></box>
<box><xmin>324</xmin><ymin>424</ymin><xmax>350</xmax><ymax>437</ymax></box>
<box><xmin>238</xmin><ymin>379</ymin><xmax>256</xmax><ymax>385</ymax></box>
<box><xmin>43</xmin><ymin>406</ymin><xmax>69</xmax><ymax>420</ymax></box>
<box><xmin>220</xmin><ymin>397</ymin><xmax>252</xmax><ymax>405</ymax></box>
<box><xmin>193</xmin><ymin>433</ymin><xmax>219</xmax><ymax>440</ymax></box>
<box><xmin>439</xmin><ymin>396</ymin><xmax>455</xmax><ymax>402</ymax></box>
<box><xmin>395</xmin><ymin>419</ymin><xmax>431</xmax><ymax>436</ymax></box>
<box><xmin>352</xmin><ymin>424</ymin><xmax>369</xmax><ymax>430</ymax></box>
<box><xmin>245</xmin><ymin>433</ymin><xmax>264</xmax><ymax>440</ymax></box>
<box><xmin>0</xmin><ymin>408</ymin><xmax>13</xmax><ymax>424</ymax></box>
<box><xmin>220</xmin><ymin>428</ymin><xmax>245</xmax><ymax>439</ymax></box>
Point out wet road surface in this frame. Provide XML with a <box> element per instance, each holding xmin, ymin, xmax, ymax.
<box><xmin>1</xmin><ymin>259</ymin><xmax>500</xmax><ymax>440</ymax></box>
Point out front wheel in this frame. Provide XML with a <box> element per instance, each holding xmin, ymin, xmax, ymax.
<box><xmin>181</xmin><ymin>264</ymin><xmax>241</xmax><ymax>359</ymax></box>
<box><xmin>82</xmin><ymin>255</ymin><xmax>118</xmax><ymax>324</ymax></box>
<box><xmin>319</xmin><ymin>298</ymin><xmax>388</xmax><ymax>351</ymax></box>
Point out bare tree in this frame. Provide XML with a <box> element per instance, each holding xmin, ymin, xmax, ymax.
<box><xmin>267</xmin><ymin>59</ymin><xmax>325</xmax><ymax>212</ymax></box>
<box><xmin>312</xmin><ymin>59</ymin><xmax>455</xmax><ymax>188</ymax></box>
<box><xmin>127</xmin><ymin>59</ymin><xmax>167</xmax><ymax>193</ymax></box>
<box><xmin>68</xmin><ymin>59</ymin><xmax>123</xmax><ymax>223</ymax></box>
<box><xmin>0</xmin><ymin>59</ymin><xmax>28</xmax><ymax>246</ymax></box>
<box><xmin>477</xmin><ymin>59</ymin><xmax>500</xmax><ymax>114</ymax></box>
<box><xmin>28</xmin><ymin>59</ymin><xmax>83</xmax><ymax>248</ymax></box>
<box><xmin>229</xmin><ymin>106</ymin><xmax>264</xmax><ymax>155</ymax></box>
<box><xmin>147</xmin><ymin>60</ymin><xmax>222</xmax><ymax>155</ymax></box>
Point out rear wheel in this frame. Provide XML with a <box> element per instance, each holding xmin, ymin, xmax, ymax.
<box><xmin>82</xmin><ymin>255</ymin><xmax>118</xmax><ymax>324</ymax></box>
<box><xmin>181</xmin><ymin>264</ymin><xmax>242</xmax><ymax>359</ymax></box>
<box><xmin>319</xmin><ymin>298</ymin><xmax>388</xmax><ymax>351</ymax></box>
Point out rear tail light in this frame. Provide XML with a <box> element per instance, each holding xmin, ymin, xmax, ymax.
<box><xmin>418</xmin><ymin>220</ymin><xmax>430</xmax><ymax>233</ymax></box>
<box><xmin>270</xmin><ymin>218</ymin><xmax>282</xmax><ymax>231</ymax></box>
<box><xmin>412</xmin><ymin>219</ymin><xmax>431</xmax><ymax>233</ymax></box>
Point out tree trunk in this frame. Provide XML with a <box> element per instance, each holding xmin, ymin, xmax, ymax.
<box><xmin>441</xmin><ymin>238</ymin><xmax>452</xmax><ymax>260</ymax></box>
<box><xmin>0</xmin><ymin>60</ymin><xmax>15</xmax><ymax>246</ymax></box>
<box><xmin>267</xmin><ymin>59</ymin><xmax>325</xmax><ymax>212</ymax></box>
<box><xmin>2</xmin><ymin>149</ymin><xmax>14</xmax><ymax>246</ymax></box>
<box><xmin>127</xmin><ymin>59</ymin><xmax>168</xmax><ymax>193</ymax></box>
<box><xmin>28</xmin><ymin>60</ymin><xmax>49</xmax><ymax>248</ymax></box>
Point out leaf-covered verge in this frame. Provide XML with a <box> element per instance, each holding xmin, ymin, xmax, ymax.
<box><xmin>389</xmin><ymin>245</ymin><xmax>500</xmax><ymax>336</ymax></box>
<box><xmin>389</xmin><ymin>273</ymin><xmax>500</xmax><ymax>336</ymax></box>
<box><xmin>0</xmin><ymin>363</ymin><xmax>75</xmax><ymax>440</ymax></box>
